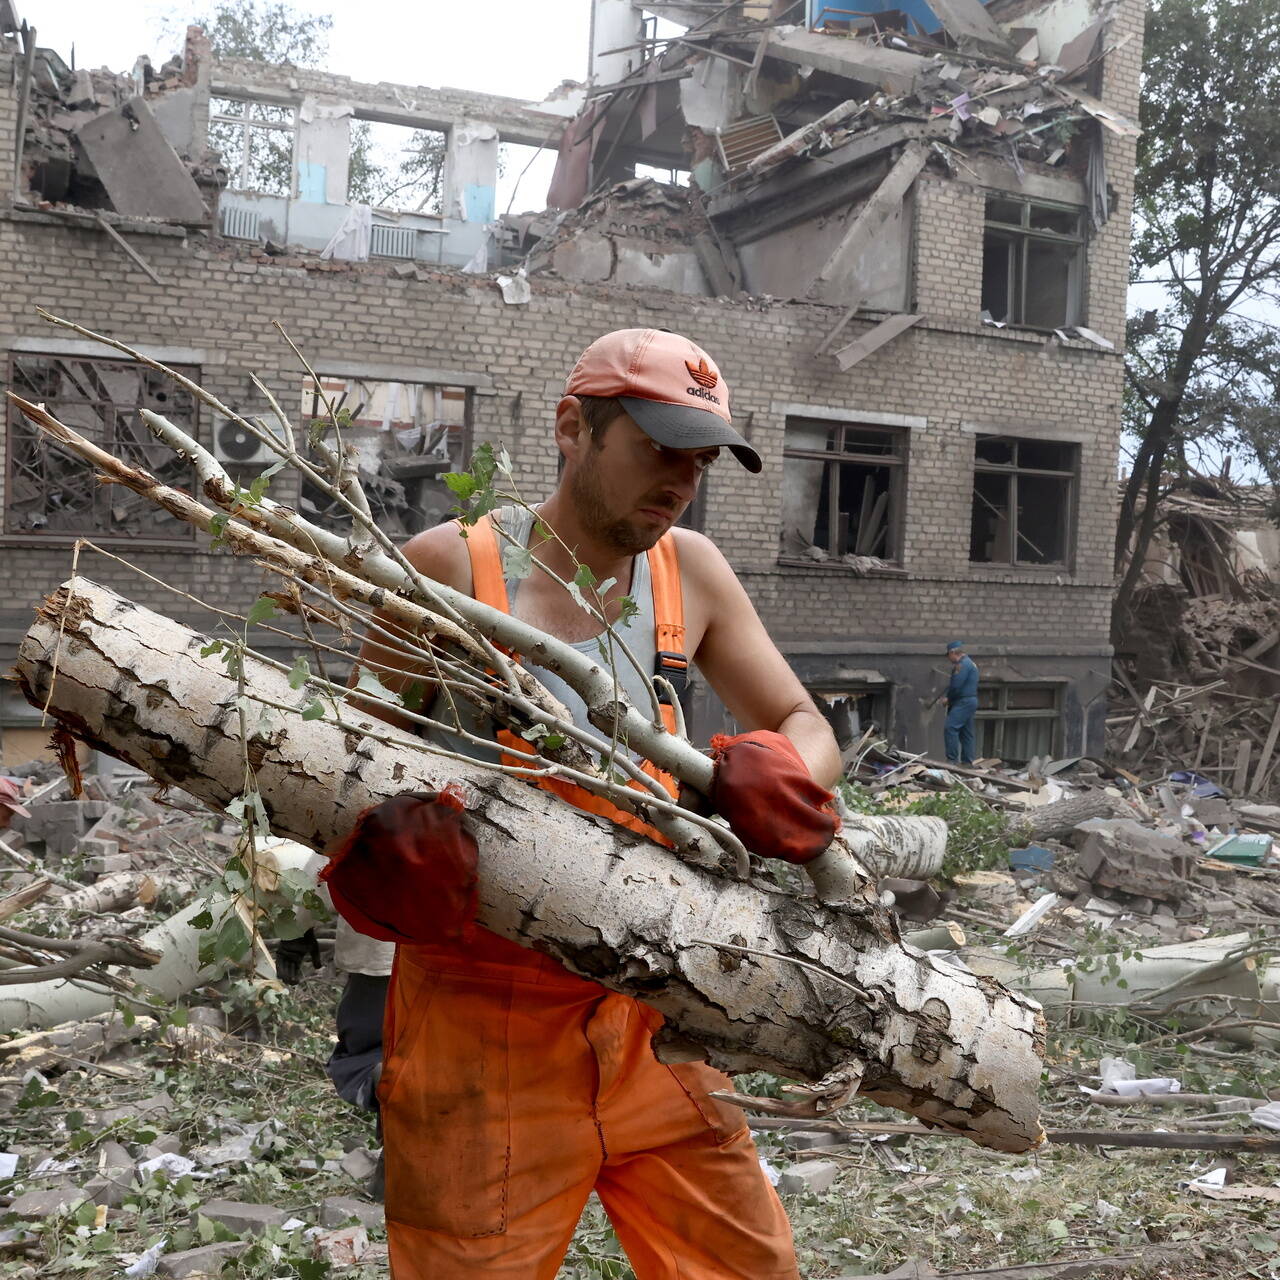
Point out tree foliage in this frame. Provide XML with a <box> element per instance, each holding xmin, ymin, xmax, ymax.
<box><xmin>191</xmin><ymin>0</ymin><xmax>333</xmax><ymax>65</ymax></box>
<box><xmin>1117</xmin><ymin>0</ymin><xmax>1280</xmax><ymax>627</ymax></box>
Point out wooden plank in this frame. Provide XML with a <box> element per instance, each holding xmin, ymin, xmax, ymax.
<box><xmin>1233</xmin><ymin>739</ymin><xmax>1253</xmax><ymax>795</ymax></box>
<box><xmin>1251</xmin><ymin>701</ymin><xmax>1280</xmax><ymax>794</ymax></box>
<box><xmin>1121</xmin><ymin>686</ymin><xmax>1156</xmax><ymax>754</ymax></box>
<box><xmin>834</xmin><ymin>313</ymin><xmax>923</xmax><ymax>371</ymax></box>
<box><xmin>811</xmin><ymin>141</ymin><xmax>929</xmax><ymax>301</ymax></box>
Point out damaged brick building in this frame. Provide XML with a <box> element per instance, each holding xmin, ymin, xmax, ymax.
<box><xmin>0</xmin><ymin>0</ymin><xmax>1142</xmax><ymax>766</ymax></box>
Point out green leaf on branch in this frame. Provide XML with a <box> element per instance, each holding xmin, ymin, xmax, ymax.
<box><xmin>300</xmin><ymin>698</ymin><xmax>326</xmax><ymax>720</ymax></box>
<box><xmin>355</xmin><ymin>668</ymin><xmax>398</xmax><ymax>704</ymax></box>
<box><xmin>287</xmin><ymin>655</ymin><xmax>311</xmax><ymax>690</ymax></box>
<box><xmin>502</xmin><ymin>543</ymin><xmax>535</xmax><ymax>580</ymax></box>
<box><xmin>246</xmin><ymin>596</ymin><xmax>278</xmax><ymax>626</ymax></box>
<box><xmin>200</xmin><ymin>640</ymin><xmax>224</xmax><ymax>658</ymax></box>
<box><xmin>190</xmin><ymin>909</ymin><xmax>214</xmax><ymax>930</ymax></box>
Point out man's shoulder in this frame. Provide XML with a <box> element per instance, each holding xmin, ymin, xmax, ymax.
<box><xmin>401</xmin><ymin>520</ymin><xmax>473</xmax><ymax>595</ymax></box>
<box><xmin>669</xmin><ymin>526</ymin><xmax>735</xmax><ymax>587</ymax></box>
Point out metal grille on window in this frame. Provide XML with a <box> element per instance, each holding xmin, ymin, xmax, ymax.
<box><xmin>6</xmin><ymin>356</ymin><xmax>199</xmax><ymax>538</ymax></box>
<box><xmin>298</xmin><ymin>376</ymin><xmax>470</xmax><ymax>539</ymax></box>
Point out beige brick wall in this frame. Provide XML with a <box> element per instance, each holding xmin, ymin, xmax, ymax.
<box><xmin>0</xmin><ymin>1</ymin><xmax>1145</xmax><ymax>757</ymax></box>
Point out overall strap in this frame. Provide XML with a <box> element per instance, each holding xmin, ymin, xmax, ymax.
<box><xmin>462</xmin><ymin>514</ymin><xmax>510</xmax><ymax>614</ymax></box>
<box><xmin>646</xmin><ymin>533</ymin><xmax>688</xmax><ymax>710</ymax></box>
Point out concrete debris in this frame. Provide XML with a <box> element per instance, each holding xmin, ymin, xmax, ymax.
<box><xmin>194</xmin><ymin>1199</ymin><xmax>287</xmax><ymax>1236</ymax></box>
<box><xmin>319</xmin><ymin>1195</ymin><xmax>385</xmax><ymax>1230</ymax></box>
<box><xmin>777</xmin><ymin>1158</ymin><xmax>841</xmax><ymax>1195</ymax></box>
<box><xmin>155</xmin><ymin>1242</ymin><xmax>247</xmax><ymax>1279</ymax></box>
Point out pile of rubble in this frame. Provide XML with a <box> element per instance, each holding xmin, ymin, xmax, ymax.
<box><xmin>845</xmin><ymin>742</ymin><xmax>1280</xmax><ymax>1046</ymax></box>
<box><xmin>1115</xmin><ymin>476</ymin><xmax>1280</xmax><ymax>797</ymax></box>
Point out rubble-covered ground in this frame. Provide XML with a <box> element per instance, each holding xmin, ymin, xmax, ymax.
<box><xmin>3</xmin><ymin>752</ymin><xmax>1280</xmax><ymax>1280</ymax></box>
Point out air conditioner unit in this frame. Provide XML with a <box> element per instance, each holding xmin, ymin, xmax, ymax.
<box><xmin>212</xmin><ymin>414</ymin><xmax>276</xmax><ymax>466</ymax></box>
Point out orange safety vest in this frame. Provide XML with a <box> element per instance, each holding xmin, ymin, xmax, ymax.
<box><xmin>464</xmin><ymin>512</ymin><xmax>688</xmax><ymax>846</ymax></box>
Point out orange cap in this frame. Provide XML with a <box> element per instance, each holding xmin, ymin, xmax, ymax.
<box><xmin>565</xmin><ymin>328</ymin><xmax>761</xmax><ymax>472</ymax></box>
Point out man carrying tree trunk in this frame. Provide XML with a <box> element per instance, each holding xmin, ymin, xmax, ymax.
<box><xmin>322</xmin><ymin>328</ymin><xmax>843</xmax><ymax>1279</ymax></box>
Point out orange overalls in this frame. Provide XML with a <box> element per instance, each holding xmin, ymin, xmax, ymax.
<box><xmin>379</xmin><ymin>516</ymin><xmax>799</xmax><ymax>1279</ymax></box>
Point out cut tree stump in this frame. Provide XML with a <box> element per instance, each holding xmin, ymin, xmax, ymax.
<box><xmin>12</xmin><ymin>578</ymin><xmax>1047</xmax><ymax>1152</ymax></box>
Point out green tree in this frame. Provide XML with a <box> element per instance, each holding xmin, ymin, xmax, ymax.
<box><xmin>191</xmin><ymin>0</ymin><xmax>332</xmax><ymax>65</ymax></box>
<box><xmin>1116</xmin><ymin>0</ymin><xmax>1280</xmax><ymax>633</ymax></box>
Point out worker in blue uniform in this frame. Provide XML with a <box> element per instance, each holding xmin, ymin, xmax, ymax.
<box><xmin>943</xmin><ymin>640</ymin><xmax>979</xmax><ymax>766</ymax></box>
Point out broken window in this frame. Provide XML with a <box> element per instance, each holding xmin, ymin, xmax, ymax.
<box><xmin>969</xmin><ymin>435</ymin><xmax>1075</xmax><ymax>567</ymax></box>
<box><xmin>5</xmin><ymin>355</ymin><xmax>198</xmax><ymax>539</ymax></box>
<box><xmin>297</xmin><ymin>376</ymin><xmax>469</xmax><ymax>538</ymax></box>
<box><xmin>208</xmin><ymin>97</ymin><xmax>296</xmax><ymax>197</ymax></box>
<box><xmin>975</xmin><ymin>683</ymin><xmax>1060</xmax><ymax>764</ymax></box>
<box><xmin>348</xmin><ymin>120</ymin><xmax>446</xmax><ymax>214</ymax></box>
<box><xmin>981</xmin><ymin>196</ymin><xmax>1085</xmax><ymax>330</ymax></box>
<box><xmin>812</xmin><ymin>685</ymin><xmax>891</xmax><ymax>767</ymax></box>
<box><xmin>780</xmin><ymin>418</ymin><xmax>906</xmax><ymax>563</ymax></box>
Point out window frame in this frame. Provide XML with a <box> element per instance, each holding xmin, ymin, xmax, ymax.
<box><xmin>209</xmin><ymin>95</ymin><xmax>299</xmax><ymax>197</ymax></box>
<box><xmin>296</xmin><ymin>373</ymin><xmax>474</xmax><ymax>537</ymax></box>
<box><xmin>779</xmin><ymin>417</ymin><xmax>909</xmax><ymax>568</ymax></box>
<box><xmin>974</xmin><ymin>681</ymin><xmax>1062</xmax><ymax>764</ymax></box>
<box><xmin>4</xmin><ymin>352</ymin><xmax>201</xmax><ymax>546</ymax></box>
<box><xmin>981</xmin><ymin>194</ymin><xmax>1086</xmax><ymax>331</ymax></box>
<box><xmin>969</xmin><ymin>433</ymin><xmax>1077</xmax><ymax>570</ymax></box>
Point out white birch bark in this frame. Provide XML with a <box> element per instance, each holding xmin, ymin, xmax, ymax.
<box><xmin>13</xmin><ymin>578</ymin><xmax>1046</xmax><ymax>1152</ymax></box>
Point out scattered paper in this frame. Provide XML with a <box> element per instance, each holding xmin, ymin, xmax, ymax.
<box><xmin>136</xmin><ymin>1153</ymin><xmax>197</xmax><ymax>1180</ymax></box>
<box><xmin>1251</xmin><ymin>1101</ymin><xmax>1280</xmax><ymax>1132</ymax></box>
<box><xmin>0</xmin><ymin>1153</ymin><xmax>18</xmax><ymax>1178</ymax></box>
<box><xmin>759</xmin><ymin>1156</ymin><xmax>781</xmax><ymax>1186</ymax></box>
<box><xmin>1184</xmin><ymin>1166</ymin><xmax>1227</xmax><ymax>1190</ymax></box>
<box><xmin>122</xmin><ymin>1238</ymin><xmax>166</xmax><ymax>1277</ymax></box>
<box><xmin>1003</xmin><ymin>893</ymin><xmax>1061</xmax><ymax>938</ymax></box>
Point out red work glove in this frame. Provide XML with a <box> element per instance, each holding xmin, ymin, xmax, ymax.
<box><xmin>319</xmin><ymin>787</ymin><xmax>478</xmax><ymax>944</ymax></box>
<box><xmin>710</xmin><ymin>731</ymin><xmax>839</xmax><ymax>864</ymax></box>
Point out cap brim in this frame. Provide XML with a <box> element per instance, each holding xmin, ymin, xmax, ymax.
<box><xmin>620</xmin><ymin>397</ymin><xmax>762</xmax><ymax>474</ymax></box>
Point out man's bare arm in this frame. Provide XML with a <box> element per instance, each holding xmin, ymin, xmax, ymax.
<box><xmin>680</xmin><ymin>532</ymin><xmax>841</xmax><ymax>788</ymax></box>
<box><xmin>348</xmin><ymin>522</ymin><xmax>473</xmax><ymax>731</ymax></box>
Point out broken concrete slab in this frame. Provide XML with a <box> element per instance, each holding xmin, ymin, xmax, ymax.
<box><xmin>777</xmin><ymin>1158</ymin><xmax>841</xmax><ymax>1195</ymax></box>
<box><xmin>338</xmin><ymin>1147</ymin><xmax>378</xmax><ymax>1181</ymax></box>
<box><xmin>784</xmin><ymin>1129</ymin><xmax>843</xmax><ymax>1152</ymax></box>
<box><xmin>764</xmin><ymin>29</ymin><xmax>924</xmax><ymax>94</ymax></box>
<box><xmin>196</xmin><ymin>1199</ymin><xmax>288</xmax><ymax>1236</ymax></box>
<box><xmin>87</xmin><ymin>1091</ymin><xmax>174</xmax><ymax>1127</ymax></box>
<box><xmin>74</xmin><ymin>96</ymin><xmax>208</xmax><ymax>223</ymax></box>
<box><xmin>1073</xmin><ymin>820</ymin><xmax>1196</xmax><ymax>901</ymax></box>
<box><xmin>82</xmin><ymin>1172</ymin><xmax>134</xmax><ymax>1208</ymax></box>
<box><xmin>319</xmin><ymin>1195</ymin><xmax>384</xmax><ymax>1230</ymax></box>
<box><xmin>7</xmin><ymin>1185</ymin><xmax>85</xmax><ymax>1217</ymax></box>
<box><xmin>156</xmin><ymin>1241</ymin><xmax>247</xmax><ymax>1278</ymax></box>
<box><xmin>923</xmin><ymin>0</ymin><xmax>1013</xmax><ymax>52</ymax></box>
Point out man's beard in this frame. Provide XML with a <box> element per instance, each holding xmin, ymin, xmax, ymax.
<box><xmin>569</xmin><ymin>449</ymin><xmax>669</xmax><ymax>554</ymax></box>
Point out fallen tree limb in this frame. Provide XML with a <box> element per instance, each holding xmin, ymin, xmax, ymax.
<box><xmin>0</xmin><ymin>879</ymin><xmax>51</xmax><ymax>921</ymax></box>
<box><xmin>11</xmin><ymin>577</ymin><xmax>1046</xmax><ymax>1151</ymax></box>
<box><xmin>56</xmin><ymin>872</ymin><xmax>154</xmax><ymax>915</ymax></box>
<box><xmin>746</xmin><ymin>1116</ymin><xmax>1280</xmax><ymax>1152</ymax></box>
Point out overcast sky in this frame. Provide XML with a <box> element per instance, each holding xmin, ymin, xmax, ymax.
<box><xmin>31</xmin><ymin>0</ymin><xmax>596</xmax><ymax>210</ymax></box>
<box><xmin>29</xmin><ymin>1</ymin><xmax>594</xmax><ymax>100</ymax></box>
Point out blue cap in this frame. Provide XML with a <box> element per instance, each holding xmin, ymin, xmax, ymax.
<box><xmin>946</xmin><ymin>640</ymin><xmax>964</xmax><ymax>652</ymax></box>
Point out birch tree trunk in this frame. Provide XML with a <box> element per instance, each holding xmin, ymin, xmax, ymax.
<box><xmin>14</xmin><ymin>578</ymin><xmax>1046</xmax><ymax>1153</ymax></box>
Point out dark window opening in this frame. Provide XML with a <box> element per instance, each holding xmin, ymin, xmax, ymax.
<box><xmin>297</xmin><ymin>375</ymin><xmax>470</xmax><ymax>539</ymax></box>
<box><xmin>781</xmin><ymin>419</ymin><xmax>907</xmax><ymax>564</ymax></box>
<box><xmin>981</xmin><ymin>196</ymin><xmax>1084</xmax><ymax>330</ymax></box>
<box><xmin>6</xmin><ymin>354</ymin><xmax>198</xmax><ymax>539</ymax></box>
<box><xmin>969</xmin><ymin>434</ymin><xmax>1075</xmax><ymax>567</ymax></box>
<box><xmin>812</xmin><ymin>686</ymin><xmax>891</xmax><ymax>768</ymax></box>
<box><xmin>976</xmin><ymin>683</ymin><xmax>1060</xmax><ymax>764</ymax></box>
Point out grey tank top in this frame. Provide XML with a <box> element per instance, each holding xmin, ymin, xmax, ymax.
<box><xmin>426</xmin><ymin>505</ymin><xmax>660</xmax><ymax>764</ymax></box>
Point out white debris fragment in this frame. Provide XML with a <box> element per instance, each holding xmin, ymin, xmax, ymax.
<box><xmin>121</xmin><ymin>1237</ymin><xmax>166</xmax><ymax>1277</ymax></box>
<box><xmin>136</xmin><ymin>1153</ymin><xmax>197</xmax><ymax>1180</ymax></box>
